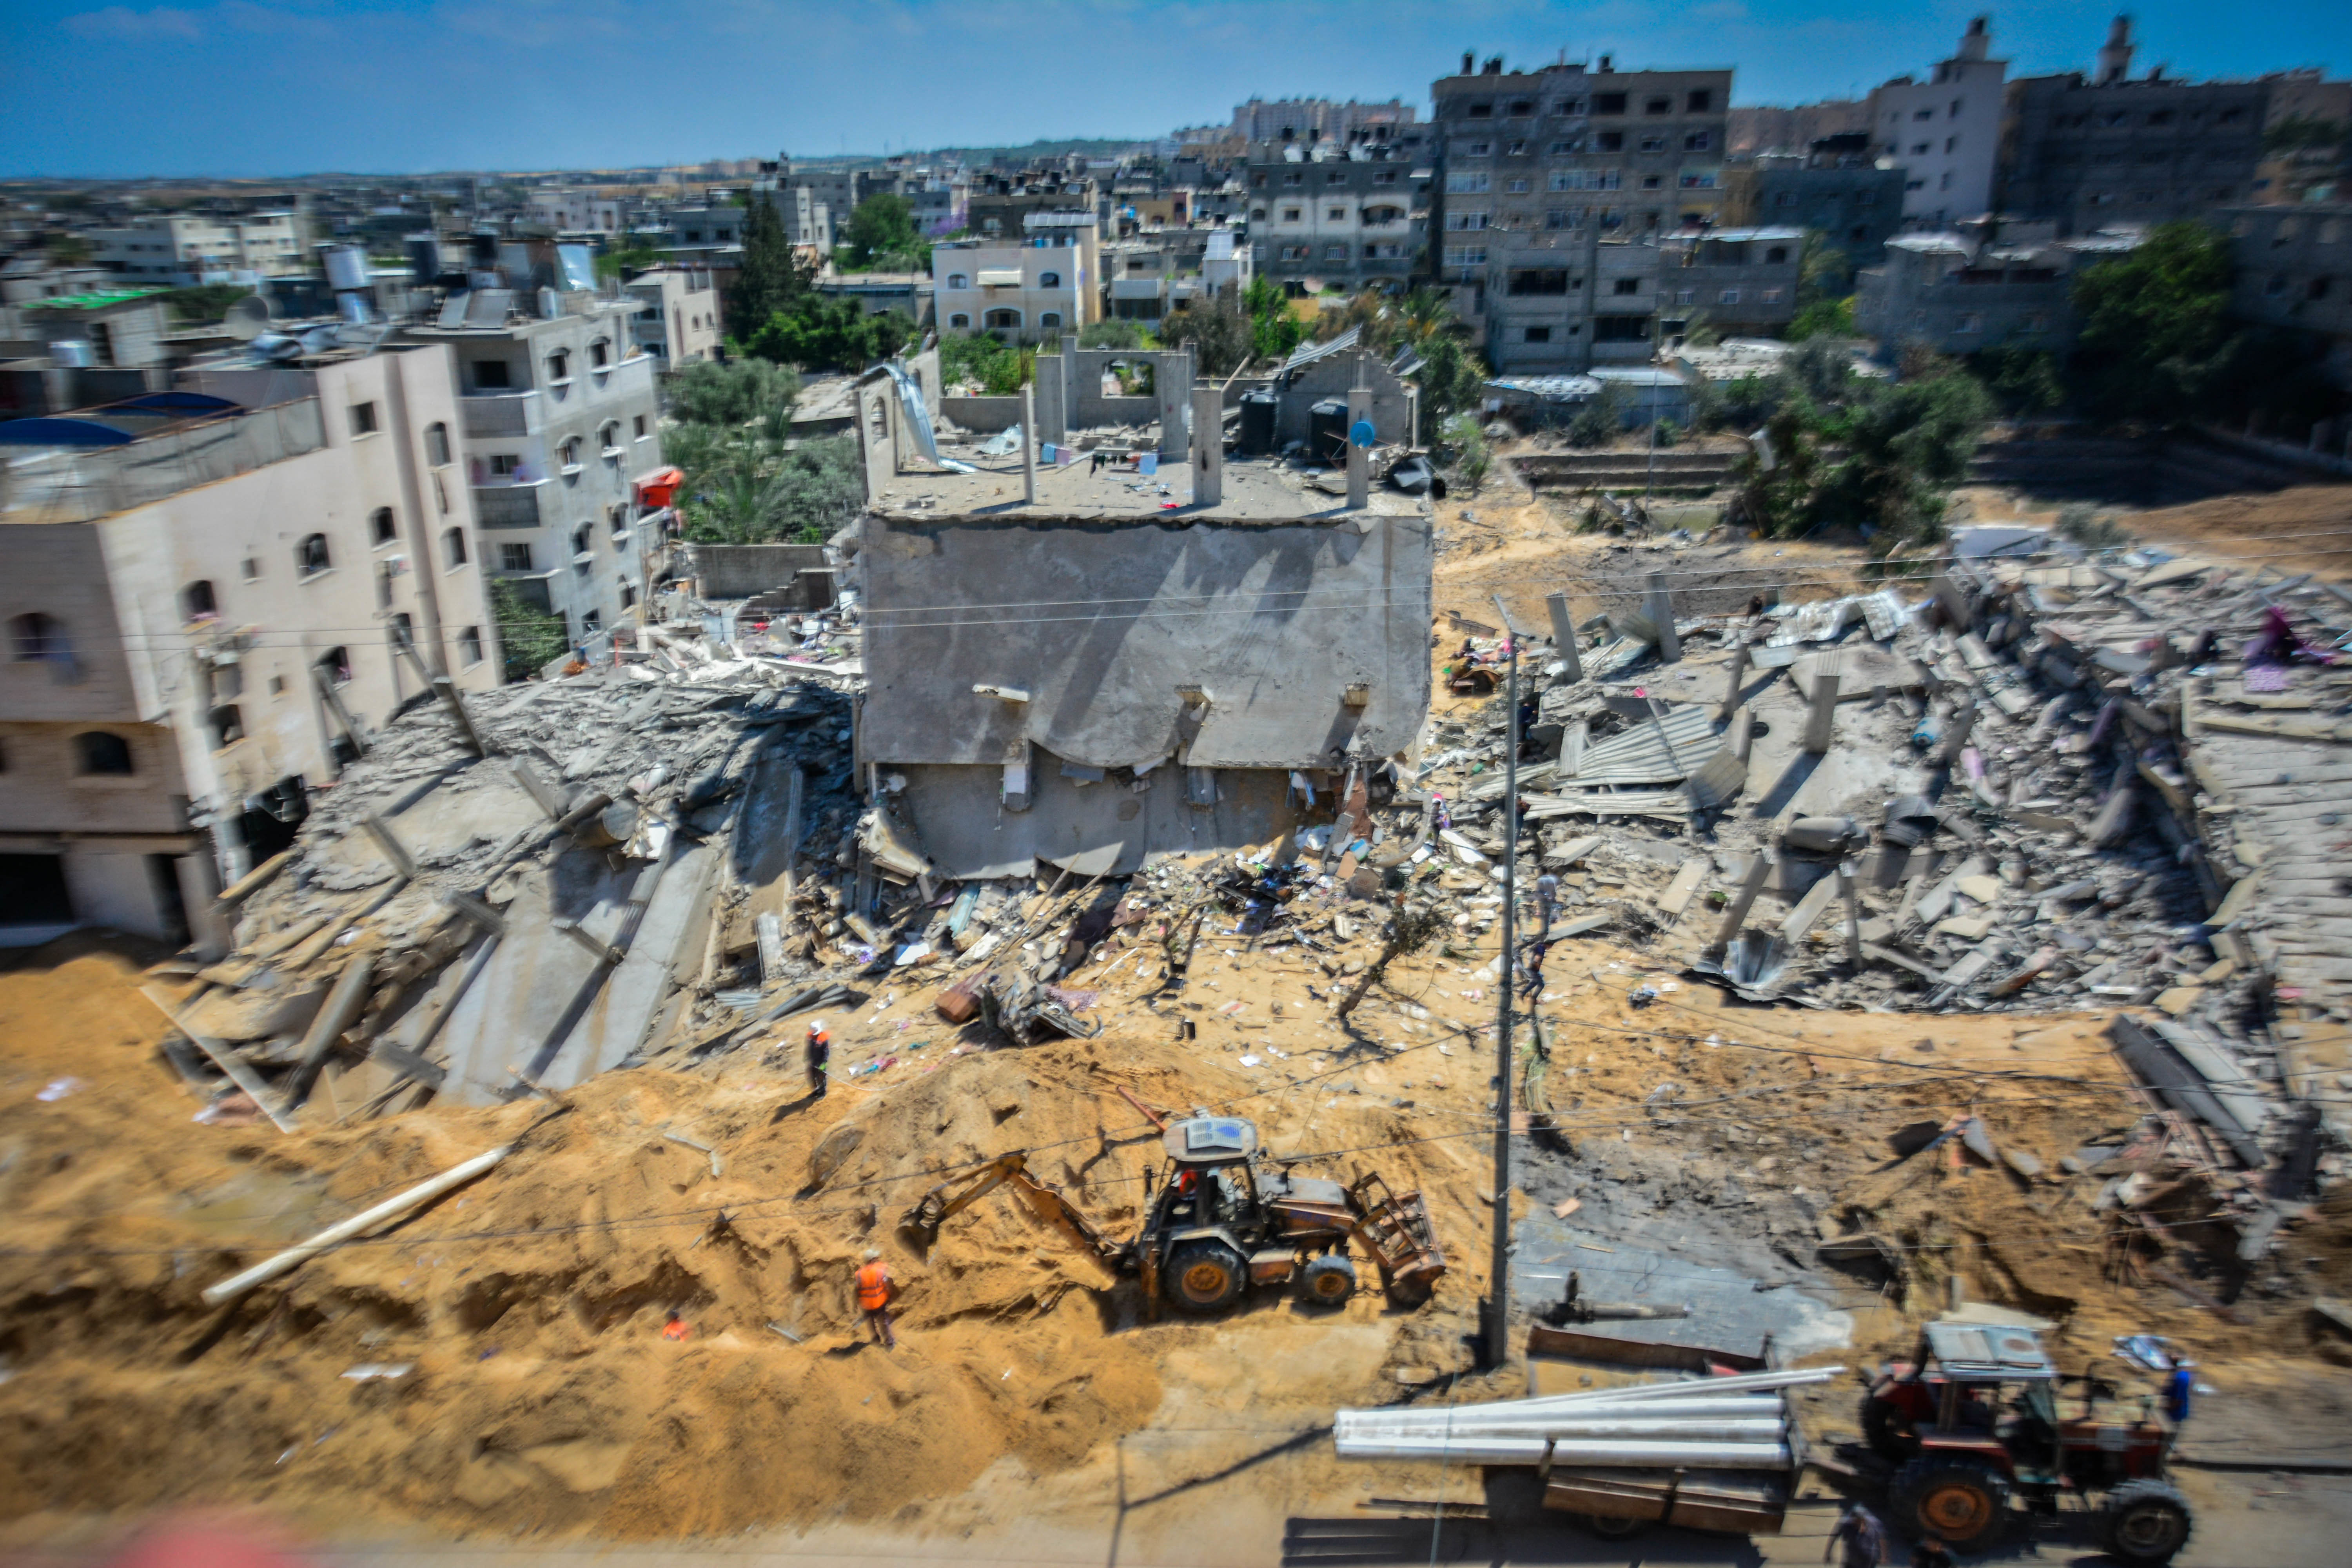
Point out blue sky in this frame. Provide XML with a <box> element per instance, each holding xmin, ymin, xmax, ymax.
<box><xmin>4</xmin><ymin>0</ymin><xmax>2346</xmax><ymax>177</ymax></box>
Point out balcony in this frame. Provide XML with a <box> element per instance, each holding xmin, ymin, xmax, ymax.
<box><xmin>472</xmin><ymin>485</ymin><xmax>544</xmax><ymax>530</ymax></box>
<box><xmin>460</xmin><ymin>390</ymin><xmax>543</xmax><ymax>440</ymax></box>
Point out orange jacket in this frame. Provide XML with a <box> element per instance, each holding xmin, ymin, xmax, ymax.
<box><xmin>855</xmin><ymin>1260</ymin><xmax>891</xmax><ymax>1311</ymax></box>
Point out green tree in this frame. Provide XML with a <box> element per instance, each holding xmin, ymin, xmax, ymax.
<box><xmin>1566</xmin><ymin>381</ymin><xmax>1626</xmax><ymax>448</ymax></box>
<box><xmin>1078</xmin><ymin>319</ymin><xmax>1156</xmax><ymax>350</ymax></box>
<box><xmin>1786</xmin><ymin>296</ymin><xmax>1856</xmax><ymax>341</ymax></box>
<box><xmin>665</xmin><ymin>357</ymin><xmax>800</xmax><ymax>427</ymax></box>
<box><xmin>681</xmin><ymin>436</ymin><xmax>865</xmax><ymax>544</ymax></box>
<box><xmin>1158</xmin><ymin>296</ymin><xmax>1252</xmax><ymax>376</ymax></box>
<box><xmin>491</xmin><ymin>581</ymin><xmax>571</xmax><ymax>681</ymax></box>
<box><xmin>1969</xmin><ymin>347</ymin><xmax>2064</xmax><ymax>416</ymax></box>
<box><xmin>725</xmin><ymin>194</ymin><xmax>813</xmax><ymax>330</ymax></box>
<box><xmin>594</xmin><ymin>241</ymin><xmax>661</xmax><ymax>282</ymax></box>
<box><xmin>739</xmin><ymin>296</ymin><xmax>916</xmax><ymax>373</ymax></box>
<box><xmin>2069</xmin><ymin>220</ymin><xmax>2234</xmax><ymax>423</ymax></box>
<box><xmin>1439</xmin><ymin>411</ymin><xmax>1490</xmax><ymax>489</ymax></box>
<box><xmin>939</xmin><ymin>332</ymin><xmax>1033</xmax><ymax>394</ymax></box>
<box><xmin>1243</xmin><ymin>275</ymin><xmax>1308</xmax><ymax>363</ymax></box>
<box><xmin>1814</xmin><ymin>368</ymin><xmax>1993</xmax><ymax>547</ymax></box>
<box><xmin>1795</xmin><ymin>230</ymin><xmax>1851</xmax><ymax>307</ymax></box>
<box><xmin>835</xmin><ymin>192</ymin><xmax>930</xmax><ymax>272</ymax></box>
<box><xmin>45</xmin><ymin>235</ymin><xmax>92</xmax><ymax>267</ymax></box>
<box><xmin>154</xmin><ymin>283</ymin><xmax>254</xmax><ymax>325</ymax></box>
<box><xmin>1413</xmin><ymin>330</ymin><xmax>1488</xmax><ymax>432</ymax></box>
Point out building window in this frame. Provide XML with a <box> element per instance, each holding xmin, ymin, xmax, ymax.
<box><xmin>297</xmin><ymin>534</ymin><xmax>332</xmax><ymax>576</ymax></box>
<box><xmin>1557</xmin><ymin>96</ymin><xmax>1588</xmax><ymax>116</ymax></box>
<box><xmin>75</xmin><ymin>731</ymin><xmax>134</xmax><ymax>775</ymax></box>
<box><xmin>1443</xmin><ymin>212</ymin><xmax>1490</xmax><ymax>231</ymax></box>
<box><xmin>1595</xmin><ymin>132</ymin><xmax>1624</xmax><ymax>152</ymax></box>
<box><xmin>210</xmin><ymin>705</ymin><xmax>244</xmax><ymax>749</ymax></box>
<box><xmin>348</xmin><ymin>401</ymin><xmax>378</xmax><ymax>437</ymax></box>
<box><xmin>1506</xmin><ymin>98</ymin><xmax>1534</xmax><ymax>116</ymax></box>
<box><xmin>1504</xmin><ymin>179</ymin><xmax>1529</xmax><ymax>194</ymax></box>
<box><xmin>370</xmin><ymin>506</ymin><xmax>397</xmax><ymax>546</ymax></box>
<box><xmin>490</xmin><ymin>453</ymin><xmax>521</xmax><ymax>477</ymax></box>
<box><xmin>1684</xmin><ymin>132</ymin><xmax>1711</xmax><ymax>151</ymax></box>
<box><xmin>589</xmin><ymin>339</ymin><xmax>610</xmax><ymax>368</ymax></box>
<box><xmin>1280</xmin><ymin>245</ymin><xmax>1311</xmax><ymax>261</ymax></box>
<box><xmin>581</xmin><ymin>609</ymin><xmax>602</xmax><ymax>634</ymax></box>
<box><xmin>424</xmin><ymin>421</ymin><xmax>451</xmax><ymax>466</ymax></box>
<box><xmin>1508</xmin><ymin>269</ymin><xmax>1570</xmax><ymax>296</ymax></box>
<box><xmin>240</xmin><ymin>556</ymin><xmax>260</xmax><ymax>581</ymax></box>
<box><xmin>1549</xmin><ymin>138</ymin><xmax>1583</xmax><ymax>155</ymax></box>
<box><xmin>1465</xmin><ymin>101</ymin><xmax>1493</xmax><ymax>119</ymax></box>
<box><xmin>1593</xmin><ymin>92</ymin><xmax>1627</xmax><ymax>115</ymax></box>
<box><xmin>949</xmin><ymin>313</ymin><xmax>970</xmax><ymax>328</ymax></box>
<box><xmin>1955</xmin><ymin>312</ymin><xmax>1983</xmax><ymax>333</ymax></box>
<box><xmin>1324</xmin><ymin>244</ymin><xmax>1347</xmax><ymax>260</ymax></box>
<box><xmin>601</xmin><ymin>422</ymin><xmax>622</xmax><ymax>456</ymax></box>
<box><xmin>1523</xmin><ymin>325</ymin><xmax>1552</xmax><ymax>343</ymax></box>
<box><xmin>1445</xmin><ymin>172</ymin><xmax>1489</xmax><ymax>194</ymax></box>
<box><xmin>458</xmin><ymin>626</ymin><xmax>484</xmax><ymax>666</ymax></box>
<box><xmin>1441</xmin><ymin>245</ymin><xmax>1487</xmax><ymax>268</ymax></box>
<box><xmin>181</xmin><ymin>579</ymin><xmax>219</xmax><ymax>622</ymax></box>
<box><xmin>318</xmin><ymin>646</ymin><xmax>352</xmax><ymax>686</ymax></box>
<box><xmin>474</xmin><ymin>359</ymin><xmax>510</xmax><ymax>390</ymax></box>
<box><xmin>1717</xmin><ymin>289</ymin><xmax>1742</xmax><ymax>304</ymax></box>
<box><xmin>1644</xmin><ymin>96</ymin><xmax>1671</xmax><ymax>115</ymax></box>
<box><xmin>1040</xmin><ymin>311</ymin><xmax>1063</xmax><ymax>328</ymax></box>
<box><xmin>983</xmin><ymin>308</ymin><xmax>1022</xmax><ymax>330</ymax></box>
<box><xmin>1039</xmin><ymin>270</ymin><xmax>1062</xmax><ymax>287</ymax></box>
<box><xmin>560</xmin><ymin>437</ymin><xmax>583</xmax><ymax>470</ymax></box>
<box><xmin>444</xmin><ymin>527</ymin><xmax>468</xmax><ymax>568</ymax></box>
<box><xmin>633</xmin><ymin>414</ymin><xmax>649</xmax><ymax>439</ymax></box>
<box><xmin>1282</xmin><ymin>207</ymin><xmax>1303</xmax><ymax>221</ymax></box>
<box><xmin>1612</xmin><ymin>278</ymin><xmax>1640</xmax><ymax>295</ymax></box>
<box><xmin>947</xmin><ymin>272</ymin><xmax>968</xmax><ymax>289</ymax></box>
<box><xmin>1760</xmin><ymin>287</ymin><xmax>1784</xmax><ymax>303</ymax></box>
<box><xmin>1640</xmin><ymin>136</ymin><xmax>1668</xmax><ymax>153</ymax></box>
<box><xmin>547</xmin><ymin>350</ymin><xmax>570</xmax><ymax>382</ymax></box>
<box><xmin>1505</xmin><ymin>140</ymin><xmax>1528</xmax><ymax>156</ymax></box>
<box><xmin>1675</xmin><ymin>288</ymin><xmax>1696</xmax><ymax>305</ymax></box>
<box><xmin>499</xmin><ymin>543</ymin><xmax>534</xmax><ymax>572</ymax></box>
<box><xmin>11</xmin><ymin>612</ymin><xmax>68</xmax><ymax>662</ymax></box>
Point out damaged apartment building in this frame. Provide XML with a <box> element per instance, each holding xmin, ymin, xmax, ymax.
<box><xmin>0</xmin><ymin>340</ymin><xmax>503</xmax><ymax>949</ymax></box>
<box><xmin>843</xmin><ymin>346</ymin><xmax>1432</xmax><ymax>880</ymax></box>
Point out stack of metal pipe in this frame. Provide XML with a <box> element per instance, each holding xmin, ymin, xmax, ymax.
<box><xmin>1332</xmin><ymin>1366</ymin><xmax>1839</xmax><ymax>1468</ymax></box>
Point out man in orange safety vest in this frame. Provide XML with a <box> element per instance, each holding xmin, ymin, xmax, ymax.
<box><xmin>855</xmin><ymin>1247</ymin><xmax>896</xmax><ymax>1348</ymax></box>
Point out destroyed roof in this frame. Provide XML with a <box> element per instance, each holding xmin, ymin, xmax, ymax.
<box><xmin>1280</xmin><ymin>325</ymin><xmax>1362</xmax><ymax>376</ymax></box>
<box><xmin>1484</xmin><ymin>375</ymin><xmax>1603</xmax><ymax>401</ymax></box>
<box><xmin>865</xmin><ymin>450</ymin><xmax>1429</xmax><ymax>524</ymax></box>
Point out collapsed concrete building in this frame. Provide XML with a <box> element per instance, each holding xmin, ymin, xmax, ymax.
<box><xmin>846</xmin><ymin>352</ymin><xmax>1435</xmax><ymax>879</ymax></box>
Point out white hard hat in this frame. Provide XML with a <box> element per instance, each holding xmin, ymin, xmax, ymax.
<box><xmin>808</xmin><ymin>1019</ymin><xmax>826</xmax><ymax>1031</ymax></box>
<box><xmin>864</xmin><ymin>1247</ymin><xmax>881</xmax><ymax>1261</ymax></box>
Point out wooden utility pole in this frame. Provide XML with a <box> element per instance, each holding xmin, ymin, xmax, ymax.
<box><xmin>1485</xmin><ymin>593</ymin><xmax>1521</xmax><ymax>1370</ymax></box>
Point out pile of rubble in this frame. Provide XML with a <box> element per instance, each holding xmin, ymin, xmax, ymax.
<box><xmin>156</xmin><ymin>625</ymin><xmax>860</xmax><ymax>1125</ymax></box>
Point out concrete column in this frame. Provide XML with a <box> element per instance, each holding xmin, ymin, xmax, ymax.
<box><xmin>1727</xmin><ymin>703</ymin><xmax>1757</xmax><ymax>763</ymax></box>
<box><xmin>1803</xmin><ymin>669</ymin><xmax>1840</xmax><ymax>755</ymax></box>
<box><xmin>1710</xmin><ymin>853</ymin><xmax>1773</xmax><ymax>955</ymax></box>
<box><xmin>1191</xmin><ymin>385</ymin><xmax>1223</xmax><ymax>507</ymax></box>
<box><xmin>1346</xmin><ymin>360</ymin><xmax>1371</xmax><ymax>511</ymax></box>
<box><xmin>1545</xmin><ymin>591</ymin><xmax>1582</xmax><ymax>681</ymax></box>
<box><xmin>1156</xmin><ymin>349</ymin><xmax>1194</xmax><ymax>459</ymax></box>
<box><xmin>1717</xmin><ymin>642</ymin><xmax>1751</xmax><ymax>721</ymax></box>
<box><xmin>1938</xmin><ymin>694</ymin><xmax>1979</xmax><ymax>768</ymax></box>
<box><xmin>1838</xmin><ymin>859</ymin><xmax>1863</xmax><ymax>966</ymax></box>
<box><xmin>1020</xmin><ymin>384</ymin><xmax>1037</xmax><ymax>505</ymax></box>
<box><xmin>1644</xmin><ymin>570</ymin><xmax>1681</xmax><ymax>661</ymax></box>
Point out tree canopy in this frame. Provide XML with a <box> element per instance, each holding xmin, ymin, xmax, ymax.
<box><xmin>737</xmin><ymin>296</ymin><xmax>917</xmax><ymax>374</ymax></box>
<box><xmin>835</xmin><ymin>193</ymin><xmax>930</xmax><ymax>273</ymax></box>
<box><xmin>2068</xmin><ymin>221</ymin><xmax>2235</xmax><ymax>423</ymax></box>
<box><xmin>724</xmin><ymin>195</ymin><xmax>813</xmax><ymax>328</ymax></box>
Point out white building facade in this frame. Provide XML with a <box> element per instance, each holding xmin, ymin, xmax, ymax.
<box><xmin>1866</xmin><ymin>17</ymin><xmax>2007</xmax><ymax>229</ymax></box>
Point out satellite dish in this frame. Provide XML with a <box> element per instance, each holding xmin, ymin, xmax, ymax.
<box><xmin>222</xmin><ymin>294</ymin><xmax>273</xmax><ymax>341</ymax></box>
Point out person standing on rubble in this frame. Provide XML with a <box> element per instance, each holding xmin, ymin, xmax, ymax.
<box><xmin>806</xmin><ymin>1020</ymin><xmax>831</xmax><ymax>1099</ymax></box>
<box><xmin>1825</xmin><ymin>1501</ymin><xmax>1887</xmax><ymax>1568</ymax></box>
<box><xmin>1532</xmin><ymin>871</ymin><xmax>1559</xmax><ymax>937</ymax></box>
<box><xmin>1517</xmin><ymin>940</ymin><xmax>1550</xmax><ymax>1003</ymax></box>
<box><xmin>855</xmin><ymin>1248</ymin><xmax>897</xmax><ymax>1348</ymax></box>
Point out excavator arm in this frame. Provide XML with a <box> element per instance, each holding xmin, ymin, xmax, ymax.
<box><xmin>901</xmin><ymin>1151</ymin><xmax>1126</xmax><ymax>1267</ymax></box>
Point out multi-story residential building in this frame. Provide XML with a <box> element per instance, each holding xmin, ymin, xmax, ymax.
<box><xmin>2223</xmin><ymin>204</ymin><xmax>2352</xmax><ymax>386</ymax></box>
<box><xmin>966</xmin><ymin>174</ymin><xmax>1100</xmax><ymax>240</ymax></box>
<box><xmin>1245</xmin><ymin>142</ymin><xmax>1429</xmax><ymax>292</ymax></box>
<box><xmin>1657</xmin><ymin>227</ymin><xmax>1804</xmax><ymax>336</ymax></box>
<box><xmin>89</xmin><ymin>213</ymin><xmax>308</xmax><ymax>285</ymax></box>
<box><xmin>1865</xmin><ymin>17</ymin><xmax>2007</xmax><ymax>229</ymax></box>
<box><xmin>526</xmin><ymin>189</ymin><xmax>625</xmax><ymax>235</ymax></box>
<box><xmin>1722</xmin><ymin>135</ymin><xmax>1907</xmax><ymax>281</ymax></box>
<box><xmin>933</xmin><ymin>213</ymin><xmax>1100</xmax><ymax>341</ymax></box>
<box><xmin>7</xmin><ymin>289</ymin><xmax>174</xmax><ymax>370</ymax></box>
<box><xmin>399</xmin><ymin>293</ymin><xmax>666</xmax><ymax>645</ymax></box>
<box><xmin>2252</xmin><ymin>69</ymin><xmax>2351</xmax><ymax>205</ymax></box>
<box><xmin>622</xmin><ymin>265</ymin><xmax>722</xmax><ymax>366</ymax></box>
<box><xmin>1231</xmin><ymin>98</ymin><xmax>1418</xmax><ymax>146</ymax></box>
<box><xmin>1728</xmin><ymin>100</ymin><xmax>1868</xmax><ymax>156</ymax></box>
<box><xmin>1999</xmin><ymin>17</ymin><xmax>2271</xmax><ymax>237</ymax></box>
<box><xmin>0</xmin><ymin>343</ymin><xmax>501</xmax><ymax>945</ymax></box>
<box><xmin>1856</xmin><ymin>219</ymin><xmax>2138</xmax><ymax>355</ymax></box>
<box><xmin>1430</xmin><ymin>53</ymin><xmax>1731</xmax><ymax>368</ymax></box>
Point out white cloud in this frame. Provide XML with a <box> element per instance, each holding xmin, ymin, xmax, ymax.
<box><xmin>62</xmin><ymin>5</ymin><xmax>205</xmax><ymax>40</ymax></box>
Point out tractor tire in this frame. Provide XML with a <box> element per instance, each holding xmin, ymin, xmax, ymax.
<box><xmin>1891</xmin><ymin>1457</ymin><xmax>2012</xmax><ymax>1552</ymax></box>
<box><xmin>1165</xmin><ymin>1240</ymin><xmax>1247</xmax><ymax>1314</ymax></box>
<box><xmin>2103</xmin><ymin>1479</ymin><xmax>2193</xmax><ymax>1564</ymax></box>
<box><xmin>1581</xmin><ymin>1513</ymin><xmax>1646</xmax><ymax>1540</ymax></box>
<box><xmin>1299</xmin><ymin>1255</ymin><xmax>1358</xmax><ymax>1307</ymax></box>
<box><xmin>1860</xmin><ymin>1392</ymin><xmax>1923</xmax><ymax>1462</ymax></box>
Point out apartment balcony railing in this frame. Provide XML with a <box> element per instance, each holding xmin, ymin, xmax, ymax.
<box><xmin>472</xmin><ymin>484</ymin><xmax>544</xmax><ymax>530</ymax></box>
<box><xmin>460</xmin><ymin>390</ymin><xmax>543</xmax><ymax>440</ymax></box>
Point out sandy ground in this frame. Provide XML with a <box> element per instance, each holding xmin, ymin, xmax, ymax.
<box><xmin>5</xmin><ymin>459</ymin><xmax>2352</xmax><ymax>1564</ymax></box>
<box><xmin>1955</xmin><ymin>481</ymin><xmax>2352</xmax><ymax>582</ymax></box>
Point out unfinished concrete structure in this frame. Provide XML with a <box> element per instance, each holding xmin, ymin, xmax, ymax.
<box><xmin>849</xmin><ymin>409</ymin><xmax>1433</xmax><ymax>879</ymax></box>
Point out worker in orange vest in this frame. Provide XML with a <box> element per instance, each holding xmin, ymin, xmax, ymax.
<box><xmin>807</xmin><ymin>1020</ymin><xmax>831</xmax><ymax>1100</ymax></box>
<box><xmin>855</xmin><ymin>1247</ymin><xmax>896</xmax><ymax>1348</ymax></box>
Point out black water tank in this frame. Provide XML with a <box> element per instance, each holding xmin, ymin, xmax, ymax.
<box><xmin>1309</xmin><ymin>398</ymin><xmax>1348</xmax><ymax>464</ymax></box>
<box><xmin>1238</xmin><ymin>391</ymin><xmax>1278</xmax><ymax>455</ymax></box>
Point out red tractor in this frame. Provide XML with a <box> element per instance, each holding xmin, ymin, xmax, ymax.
<box><xmin>1860</xmin><ymin>1321</ymin><xmax>2192</xmax><ymax>1564</ymax></box>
